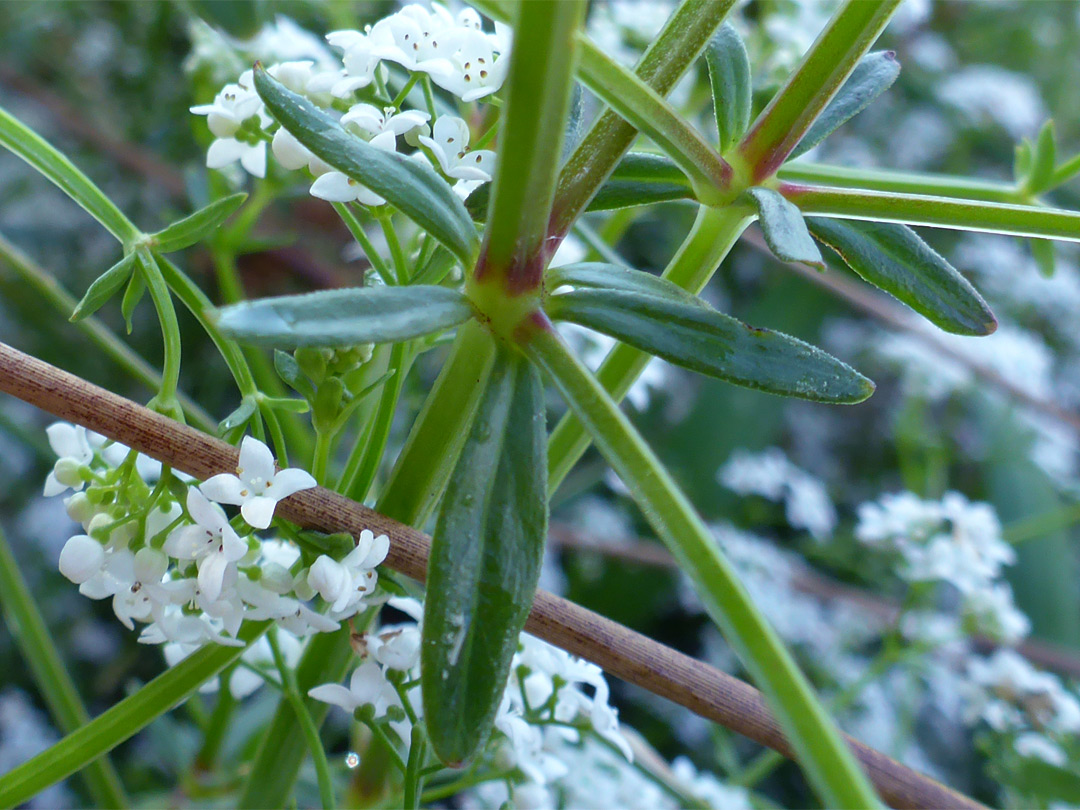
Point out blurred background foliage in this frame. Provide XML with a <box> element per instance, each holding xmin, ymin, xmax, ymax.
<box><xmin>2</xmin><ymin>1</ymin><xmax>1080</xmax><ymax>807</ymax></box>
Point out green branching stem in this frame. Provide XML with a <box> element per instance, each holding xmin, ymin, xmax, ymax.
<box><xmin>135</xmin><ymin>247</ymin><xmax>183</xmax><ymax>416</ymax></box>
<box><xmin>523</xmin><ymin>322</ymin><xmax>882</xmax><ymax>810</ymax></box>
<box><xmin>547</xmin><ymin>204</ymin><xmax>752</xmax><ymax>491</ymax></box>
<box><xmin>0</xmin><ymin>525</ymin><xmax>128</xmax><ymax>809</ymax></box>
<box><xmin>777</xmin><ymin>162</ymin><xmax>1024</xmax><ymax>203</ymax></box>
<box><xmin>737</xmin><ymin>0</ymin><xmax>902</xmax><ymax>182</ymax></box>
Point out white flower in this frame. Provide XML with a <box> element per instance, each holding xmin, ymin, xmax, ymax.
<box><xmin>308</xmin><ymin>529</ymin><xmax>389</xmax><ymax>618</ymax></box>
<box><xmin>1015</xmin><ymin>732</ymin><xmax>1067</xmax><ymax>766</ymax></box>
<box><xmin>271</xmin><ymin>127</ymin><xmax>312</xmax><ymax>170</ymax></box>
<box><xmin>370</xmin><ymin>623</ymin><xmax>420</xmax><ymax>671</ymax></box>
<box><xmin>341</xmin><ymin>103</ymin><xmax>429</xmax><ymax>138</ymax></box>
<box><xmin>165</xmin><ymin>488</ymin><xmax>248</xmax><ymax>602</ymax></box>
<box><xmin>366</xmin><ymin>5</ymin><xmax>459</xmax><ymax>78</ymax></box>
<box><xmin>309</xmin><ymin>658</ymin><xmax>400</xmax><ymax>717</ymax></box>
<box><xmin>58</xmin><ymin>534</ymin><xmax>105</xmax><ymax>584</ymax></box>
<box><xmin>44</xmin><ymin>422</ymin><xmax>93</xmax><ymax>496</ymax></box>
<box><xmin>141</xmin><ymin>604</ymin><xmax>241</xmax><ymax>646</ymax></box>
<box><xmin>109</xmin><ymin>548</ymin><xmax>187</xmax><ymax>630</ymax></box>
<box><xmin>200</xmin><ymin>435</ymin><xmax>317</xmax><ymax>529</ymax></box>
<box><xmin>427</xmin><ymin>26</ymin><xmax>512</xmax><ymax>102</ymax></box>
<box><xmin>324</xmin><ymin>29</ymin><xmax>383</xmax><ymax>96</ymax></box>
<box><xmin>191</xmin><ymin>70</ymin><xmax>270</xmax><ymax>178</ymax></box>
<box><xmin>418</xmin><ymin>116</ymin><xmax>495</xmax><ymax>181</ymax></box>
<box><xmin>308</xmin><ymin>131</ymin><xmax>399</xmax><ymax>206</ymax></box>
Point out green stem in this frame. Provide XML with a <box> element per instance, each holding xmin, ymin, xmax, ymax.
<box><xmin>475</xmin><ymin>0</ymin><xmax>586</xmax><ymax>291</ymax></box>
<box><xmin>0</xmin><ymin>104</ymin><xmax>141</xmax><ymax>244</ymax></box>
<box><xmin>260</xmin><ymin>399</ymin><xmax>291</xmax><ymax>467</ymax></box>
<box><xmin>0</xmin><ymin>622</ymin><xmax>269</xmax><ymax>809</ymax></box>
<box><xmin>135</xmin><ymin>247</ymin><xmax>182</xmax><ymax>411</ymax></box>
<box><xmin>737</xmin><ymin>0</ymin><xmax>902</xmax><ymax>181</ymax></box>
<box><xmin>269</xmin><ymin>630</ymin><xmax>337</xmax><ymax>810</ymax></box>
<box><xmin>194</xmin><ymin>676</ymin><xmax>235</xmax><ymax>771</ymax></box>
<box><xmin>547</xmin><ymin>204</ymin><xmax>751</xmax><ymax>491</ymax></box>
<box><xmin>1004</xmin><ymin>502</ymin><xmax>1080</xmax><ymax>545</ymax></box>
<box><xmin>376</xmin><ymin>320</ymin><xmax>496</xmax><ymax>526</ymax></box>
<box><xmin>0</xmin><ymin>232</ymin><xmax>213</xmax><ymax>430</ymax></box>
<box><xmin>333</xmin><ymin>203</ymin><xmax>394</xmax><ymax>285</ymax></box>
<box><xmin>380</xmin><ymin>214</ymin><xmax>409</xmax><ymax>285</ymax></box>
<box><xmin>782</xmin><ymin>182</ymin><xmax>1080</xmax><ymax>243</ymax></box>
<box><xmin>1050</xmin><ymin>150</ymin><xmax>1080</xmax><ymax>189</ymax></box>
<box><xmin>523</xmin><ymin>324</ymin><xmax>882</xmax><ymax>810</ymax></box>
<box><xmin>576</xmin><ymin>39</ymin><xmax>732</xmax><ymax>202</ymax></box>
<box><xmin>777</xmin><ymin>162</ymin><xmax>1022</xmax><ymax>203</ymax></box>
<box><xmin>403</xmin><ymin>725</ymin><xmax>426</xmax><ymax>810</ymax></box>
<box><xmin>0</xmin><ymin>525</ymin><xmax>128</xmax><ymax>809</ymax></box>
<box><xmin>312</xmin><ymin>428</ymin><xmax>333</xmax><ymax>486</ymax></box>
<box><xmin>341</xmin><ymin>342</ymin><xmax>413</xmax><ymax>502</ymax></box>
<box><xmin>420</xmin><ymin>770</ymin><xmax>511</xmax><ymax>803</ymax></box>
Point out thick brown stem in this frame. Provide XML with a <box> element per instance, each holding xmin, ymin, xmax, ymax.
<box><xmin>0</xmin><ymin>341</ymin><xmax>982</xmax><ymax>810</ymax></box>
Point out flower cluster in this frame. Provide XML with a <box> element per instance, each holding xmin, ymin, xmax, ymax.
<box><xmin>309</xmin><ymin>600</ymin><xmax>645</xmax><ymax>807</ymax></box>
<box><xmin>961</xmin><ymin>649</ymin><xmax>1080</xmax><ymax>768</ymax></box>
<box><xmin>190</xmin><ymin>3</ymin><xmax>504</xmax><ymax>200</ymax></box>
<box><xmin>719</xmin><ymin>446</ymin><xmax>838</xmax><ymax>540</ymax></box>
<box><xmin>46</xmin><ymin>424</ymin><xmax>387</xmax><ymax>649</ymax></box>
<box><xmin>855</xmin><ymin>491</ymin><xmax>1029</xmax><ymax>643</ymax></box>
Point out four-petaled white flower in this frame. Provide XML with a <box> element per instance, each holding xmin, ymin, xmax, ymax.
<box><xmin>308</xmin><ymin>658</ymin><xmax>400</xmax><ymax>718</ymax></box>
<box><xmin>418</xmin><ymin>116</ymin><xmax>495</xmax><ymax>182</ymax></box>
<box><xmin>44</xmin><ymin>422</ymin><xmax>93</xmax><ymax>496</ymax></box>
<box><xmin>427</xmin><ymin>25</ymin><xmax>511</xmax><ymax>103</ymax></box>
<box><xmin>166</xmin><ymin>488</ymin><xmax>249</xmax><ymax>601</ymax></box>
<box><xmin>307</xmin><ymin>528</ymin><xmax>389</xmax><ymax>617</ymax></box>
<box><xmin>341</xmin><ymin>103</ymin><xmax>430</xmax><ymax>139</ymax></box>
<box><xmin>200</xmin><ymin>436</ymin><xmax>317</xmax><ymax>529</ymax></box>
<box><xmin>109</xmin><ymin>548</ymin><xmax>190</xmax><ymax>630</ymax></box>
<box><xmin>190</xmin><ymin>70</ymin><xmax>270</xmax><ymax>178</ymax></box>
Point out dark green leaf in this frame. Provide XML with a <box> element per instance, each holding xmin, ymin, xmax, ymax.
<box><xmin>70</xmin><ymin>253</ymin><xmax>136</xmax><ymax>322</ymax></box>
<box><xmin>1013</xmin><ymin>754</ymin><xmax>1080</xmax><ymax>803</ymax></box>
<box><xmin>585</xmin><ymin>180</ymin><xmax>696</xmax><ymax>212</ymax></box>
<box><xmin>548</xmin><ymin>288</ymin><xmax>873</xmax><ymax>403</ymax></box>
<box><xmin>219</xmin><ymin>397</ymin><xmax>257</xmax><ymax>433</ymax></box>
<box><xmin>806</xmin><ymin>217</ymin><xmax>997</xmax><ymax>336</ymax></box>
<box><xmin>789</xmin><ymin>51</ymin><xmax>900</xmax><ymax>160</ymax></box>
<box><xmin>706</xmin><ymin>23</ymin><xmax>753</xmax><ymax>152</ymax></box>
<box><xmin>412</xmin><ymin>245</ymin><xmax>458</xmax><ymax>286</ymax></box>
<box><xmin>150</xmin><ymin>193</ymin><xmax>247</xmax><ymax>253</ymax></box>
<box><xmin>423</xmin><ymin>347</ymin><xmax>547</xmax><ymax>766</ymax></box>
<box><xmin>610</xmin><ymin>152</ymin><xmax>693</xmax><ymax>184</ymax></box>
<box><xmin>120</xmin><ymin>268</ymin><xmax>145</xmax><ymax>334</ymax></box>
<box><xmin>1031</xmin><ymin>237</ymin><xmax>1057</xmax><ymax>278</ymax></box>
<box><xmin>253</xmin><ymin>67</ymin><xmax>479</xmax><ymax>265</ymax></box>
<box><xmin>274</xmin><ymin>350</ymin><xmax>316</xmax><ymax>400</ymax></box>
<box><xmin>548</xmin><ymin>262</ymin><xmax>705</xmax><ymax>307</ymax></box>
<box><xmin>1027</xmin><ymin>119</ymin><xmax>1057</xmax><ymax>194</ymax></box>
<box><xmin>746</xmin><ymin>187</ymin><xmax>824</xmax><ymax>268</ymax></box>
<box><xmin>216</xmin><ymin>285</ymin><xmax>475</xmax><ymax>348</ymax></box>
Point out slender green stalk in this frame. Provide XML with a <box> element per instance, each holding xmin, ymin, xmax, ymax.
<box><xmin>777</xmin><ymin>161</ymin><xmax>1022</xmax><ymax>203</ymax></box>
<box><xmin>333</xmin><ymin>203</ymin><xmax>394</xmax><ymax>285</ymax></box>
<box><xmin>312</xmin><ymin>428</ymin><xmax>333</xmax><ymax>485</ymax></box>
<box><xmin>537</xmin><ymin>0</ymin><xmax>737</xmax><ymax>238</ymax></box>
<box><xmin>193</xmin><ymin>678</ymin><xmax>235</xmax><ymax>770</ymax></box>
<box><xmin>342</xmin><ymin>342</ymin><xmax>413</xmax><ymax>502</ymax></box>
<box><xmin>268</xmin><ymin>630</ymin><xmax>337</xmax><ymax>810</ymax></box>
<box><xmin>474</xmin><ymin>0</ymin><xmax>585</xmax><ymax>294</ymax></box>
<box><xmin>576</xmin><ymin>39</ymin><xmax>732</xmax><ymax>202</ymax></box>
<box><xmin>783</xmin><ymin>182</ymin><xmax>1080</xmax><ymax>243</ymax></box>
<box><xmin>1004</xmin><ymin>502</ymin><xmax>1080</xmax><ymax>545</ymax></box>
<box><xmin>0</xmin><ymin>622</ymin><xmax>269</xmax><ymax>809</ymax></box>
<box><xmin>135</xmin><ymin>247</ymin><xmax>182</xmax><ymax>412</ymax></box>
<box><xmin>376</xmin><ymin>320</ymin><xmax>496</xmax><ymax>526</ymax></box>
<box><xmin>0</xmin><ymin>232</ymin><xmax>213</xmax><ymax>430</ymax></box>
<box><xmin>547</xmin><ymin>204</ymin><xmax>752</xmax><ymax>491</ymax></box>
<box><xmin>0</xmin><ymin>525</ymin><xmax>128</xmax><ymax>809</ymax></box>
<box><xmin>0</xmin><ymin>104</ymin><xmax>141</xmax><ymax>244</ymax></box>
<box><xmin>737</xmin><ymin>0</ymin><xmax>902</xmax><ymax>181</ymax></box>
<box><xmin>380</xmin><ymin>214</ymin><xmax>409</xmax><ymax>285</ymax></box>
<box><xmin>524</xmin><ymin>324</ymin><xmax>882</xmax><ymax>810</ymax></box>
<box><xmin>403</xmin><ymin>725</ymin><xmax>426</xmax><ymax>809</ymax></box>
<box><xmin>1051</xmin><ymin>150</ymin><xmax>1080</xmax><ymax>189</ymax></box>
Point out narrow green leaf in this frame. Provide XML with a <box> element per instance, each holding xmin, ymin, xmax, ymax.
<box><xmin>548</xmin><ymin>262</ymin><xmax>705</xmax><ymax>307</ymax></box>
<box><xmin>422</xmin><ymin>348</ymin><xmax>547</xmax><ymax>766</ymax></box>
<box><xmin>253</xmin><ymin>67</ymin><xmax>479</xmax><ymax>265</ymax></box>
<box><xmin>120</xmin><ymin>267</ymin><xmax>145</xmax><ymax>334</ymax></box>
<box><xmin>1027</xmin><ymin>119</ymin><xmax>1057</xmax><ymax>195</ymax></box>
<box><xmin>0</xmin><ymin>622</ymin><xmax>267</xmax><ymax>809</ymax></box>
<box><xmin>1031</xmin><ymin>238</ymin><xmax>1057</xmax><ymax>278</ymax></box>
<box><xmin>150</xmin><ymin>193</ymin><xmax>248</xmax><ymax>254</ymax></box>
<box><xmin>706</xmin><ymin>23</ymin><xmax>753</xmax><ymax>152</ymax></box>
<box><xmin>70</xmin><ymin>253</ymin><xmax>136</xmax><ymax>322</ymax></box>
<box><xmin>0</xmin><ymin>105</ymin><xmax>141</xmax><ymax>244</ymax></box>
<box><xmin>805</xmin><ymin>217</ymin><xmax>997</xmax><ymax>336</ymax></box>
<box><xmin>1014</xmin><ymin>140</ymin><xmax>1034</xmax><ymax>183</ymax></box>
<box><xmin>789</xmin><ymin>51</ymin><xmax>900</xmax><ymax>160</ymax></box>
<box><xmin>219</xmin><ymin>396</ymin><xmax>258</xmax><ymax>432</ymax></box>
<box><xmin>216</xmin><ymin>286</ymin><xmax>475</xmax><ymax>348</ymax></box>
<box><xmin>548</xmin><ymin>288</ymin><xmax>873</xmax><ymax>403</ymax></box>
<box><xmin>746</xmin><ymin>187</ymin><xmax>824</xmax><ymax>268</ymax></box>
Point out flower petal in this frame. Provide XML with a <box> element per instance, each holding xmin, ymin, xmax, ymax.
<box><xmin>310</xmin><ymin>171</ymin><xmax>358</xmax><ymax>202</ymax></box>
<box><xmin>241</xmin><ymin>496</ymin><xmax>278</xmax><ymax>529</ymax></box>
<box><xmin>199</xmin><ymin>474</ymin><xmax>246</xmax><ymax>508</ymax></box>
<box><xmin>269</xmin><ymin>468</ymin><xmax>318</xmax><ymax>500</ymax></box>
<box><xmin>308</xmin><ymin>683</ymin><xmax>357</xmax><ymax>711</ymax></box>
<box><xmin>197</xmin><ymin>553</ymin><xmax>229</xmax><ymax>603</ymax></box>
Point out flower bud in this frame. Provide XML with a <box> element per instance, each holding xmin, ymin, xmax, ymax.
<box><xmin>53</xmin><ymin>458</ymin><xmax>85</xmax><ymax>488</ymax></box>
<box><xmin>64</xmin><ymin>492</ymin><xmax>96</xmax><ymax>524</ymax></box>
